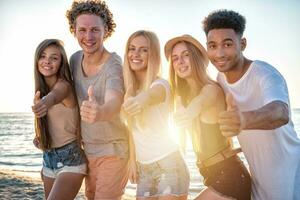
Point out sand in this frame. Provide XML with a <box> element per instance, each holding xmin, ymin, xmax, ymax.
<box><xmin>0</xmin><ymin>169</ymin><xmax>134</xmax><ymax>200</ymax></box>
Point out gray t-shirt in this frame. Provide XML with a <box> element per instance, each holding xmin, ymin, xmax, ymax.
<box><xmin>70</xmin><ymin>50</ymin><xmax>128</xmax><ymax>158</ymax></box>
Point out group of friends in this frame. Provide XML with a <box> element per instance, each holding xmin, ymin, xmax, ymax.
<box><xmin>31</xmin><ymin>0</ymin><xmax>300</xmax><ymax>200</ymax></box>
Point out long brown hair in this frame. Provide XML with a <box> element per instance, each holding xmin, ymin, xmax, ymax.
<box><xmin>169</xmin><ymin>41</ymin><xmax>215</xmax><ymax>107</ymax></box>
<box><xmin>33</xmin><ymin>39</ymin><xmax>79</xmax><ymax>150</ymax></box>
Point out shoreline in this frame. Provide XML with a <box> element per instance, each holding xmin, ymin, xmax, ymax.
<box><xmin>0</xmin><ymin>169</ymin><xmax>135</xmax><ymax>200</ymax></box>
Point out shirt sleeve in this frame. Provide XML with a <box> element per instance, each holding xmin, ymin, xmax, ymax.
<box><xmin>150</xmin><ymin>79</ymin><xmax>171</xmax><ymax>104</ymax></box>
<box><xmin>105</xmin><ymin>61</ymin><xmax>125</xmax><ymax>94</ymax></box>
<box><xmin>260</xmin><ymin>70</ymin><xmax>290</xmax><ymax>106</ymax></box>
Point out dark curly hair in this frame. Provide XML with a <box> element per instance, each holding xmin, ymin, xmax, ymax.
<box><xmin>66</xmin><ymin>0</ymin><xmax>116</xmax><ymax>39</ymax></box>
<box><xmin>203</xmin><ymin>9</ymin><xmax>246</xmax><ymax>36</ymax></box>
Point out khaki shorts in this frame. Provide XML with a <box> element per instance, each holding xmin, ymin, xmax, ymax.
<box><xmin>136</xmin><ymin>151</ymin><xmax>190</xmax><ymax>198</ymax></box>
<box><xmin>85</xmin><ymin>155</ymin><xmax>129</xmax><ymax>199</ymax></box>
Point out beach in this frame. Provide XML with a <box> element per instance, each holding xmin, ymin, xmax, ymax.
<box><xmin>0</xmin><ymin>169</ymin><xmax>135</xmax><ymax>200</ymax></box>
<box><xmin>1</xmin><ymin>111</ymin><xmax>300</xmax><ymax>199</ymax></box>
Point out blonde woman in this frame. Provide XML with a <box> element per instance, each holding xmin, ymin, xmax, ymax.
<box><xmin>165</xmin><ymin>35</ymin><xmax>251</xmax><ymax>200</ymax></box>
<box><xmin>123</xmin><ymin>30</ymin><xmax>189</xmax><ymax>200</ymax></box>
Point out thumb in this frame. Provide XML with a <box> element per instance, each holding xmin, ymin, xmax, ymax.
<box><xmin>124</xmin><ymin>85</ymin><xmax>134</xmax><ymax>100</ymax></box>
<box><xmin>226</xmin><ymin>93</ymin><xmax>237</xmax><ymax>111</ymax></box>
<box><xmin>88</xmin><ymin>85</ymin><xmax>96</xmax><ymax>102</ymax></box>
<box><xmin>34</xmin><ymin>91</ymin><xmax>41</xmax><ymax>104</ymax></box>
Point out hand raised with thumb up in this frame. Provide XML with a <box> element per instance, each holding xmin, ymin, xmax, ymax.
<box><xmin>80</xmin><ymin>85</ymin><xmax>100</xmax><ymax>124</ymax></box>
<box><xmin>218</xmin><ymin>93</ymin><xmax>245</xmax><ymax>137</ymax></box>
<box><xmin>32</xmin><ymin>91</ymin><xmax>48</xmax><ymax>118</ymax></box>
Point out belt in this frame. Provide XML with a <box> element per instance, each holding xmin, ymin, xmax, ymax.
<box><xmin>197</xmin><ymin>147</ymin><xmax>242</xmax><ymax>168</ymax></box>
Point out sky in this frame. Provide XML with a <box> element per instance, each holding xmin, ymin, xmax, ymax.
<box><xmin>0</xmin><ymin>0</ymin><xmax>299</xmax><ymax>112</ymax></box>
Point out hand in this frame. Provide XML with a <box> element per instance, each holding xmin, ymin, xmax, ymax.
<box><xmin>31</xmin><ymin>91</ymin><xmax>48</xmax><ymax>118</ymax></box>
<box><xmin>128</xmin><ymin>160</ymin><xmax>138</xmax><ymax>184</ymax></box>
<box><xmin>80</xmin><ymin>85</ymin><xmax>100</xmax><ymax>124</ymax></box>
<box><xmin>219</xmin><ymin>93</ymin><xmax>245</xmax><ymax>137</ymax></box>
<box><xmin>123</xmin><ymin>91</ymin><xmax>148</xmax><ymax>116</ymax></box>
<box><xmin>33</xmin><ymin>136</ymin><xmax>41</xmax><ymax>149</ymax></box>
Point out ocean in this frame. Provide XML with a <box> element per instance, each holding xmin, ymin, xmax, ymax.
<box><xmin>1</xmin><ymin>110</ymin><xmax>300</xmax><ymax>197</ymax></box>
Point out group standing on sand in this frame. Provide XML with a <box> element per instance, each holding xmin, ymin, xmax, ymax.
<box><xmin>31</xmin><ymin>1</ymin><xmax>300</xmax><ymax>200</ymax></box>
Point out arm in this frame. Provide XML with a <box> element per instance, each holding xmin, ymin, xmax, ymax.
<box><xmin>127</xmin><ymin>126</ymin><xmax>137</xmax><ymax>183</ymax></box>
<box><xmin>219</xmin><ymin>100</ymin><xmax>289</xmax><ymax>137</ymax></box>
<box><xmin>186</xmin><ymin>84</ymin><xmax>222</xmax><ymax>118</ymax></box>
<box><xmin>219</xmin><ymin>68</ymin><xmax>290</xmax><ymax>136</ymax></box>
<box><xmin>80</xmin><ymin>86</ymin><xmax>123</xmax><ymax>123</ymax></box>
<box><xmin>174</xmin><ymin>84</ymin><xmax>222</xmax><ymax>128</ymax></box>
<box><xmin>123</xmin><ymin>83</ymin><xmax>166</xmax><ymax>116</ymax></box>
<box><xmin>31</xmin><ymin>79</ymin><xmax>71</xmax><ymax>118</ymax></box>
<box><xmin>243</xmin><ymin>101</ymin><xmax>289</xmax><ymax>129</ymax></box>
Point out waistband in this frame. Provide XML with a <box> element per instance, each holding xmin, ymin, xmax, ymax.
<box><xmin>197</xmin><ymin>147</ymin><xmax>242</xmax><ymax>168</ymax></box>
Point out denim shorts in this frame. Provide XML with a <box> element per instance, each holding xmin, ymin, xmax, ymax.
<box><xmin>42</xmin><ymin>140</ymin><xmax>87</xmax><ymax>178</ymax></box>
<box><xmin>136</xmin><ymin>151</ymin><xmax>190</xmax><ymax>198</ymax></box>
<box><xmin>198</xmin><ymin>155</ymin><xmax>251</xmax><ymax>200</ymax></box>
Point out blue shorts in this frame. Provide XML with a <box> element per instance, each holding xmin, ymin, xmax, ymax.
<box><xmin>42</xmin><ymin>140</ymin><xmax>87</xmax><ymax>178</ymax></box>
<box><xmin>136</xmin><ymin>151</ymin><xmax>190</xmax><ymax>198</ymax></box>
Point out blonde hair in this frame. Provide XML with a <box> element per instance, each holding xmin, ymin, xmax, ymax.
<box><xmin>169</xmin><ymin>41</ymin><xmax>215</xmax><ymax>106</ymax></box>
<box><xmin>123</xmin><ymin>30</ymin><xmax>161</xmax><ymax>96</ymax></box>
<box><xmin>123</xmin><ymin>30</ymin><xmax>161</xmax><ymax>129</ymax></box>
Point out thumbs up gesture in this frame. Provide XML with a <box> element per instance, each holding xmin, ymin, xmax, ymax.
<box><xmin>123</xmin><ymin>85</ymin><xmax>148</xmax><ymax>117</ymax></box>
<box><xmin>80</xmin><ymin>85</ymin><xmax>99</xmax><ymax>123</ymax></box>
<box><xmin>218</xmin><ymin>93</ymin><xmax>245</xmax><ymax>137</ymax></box>
<box><xmin>32</xmin><ymin>91</ymin><xmax>48</xmax><ymax>118</ymax></box>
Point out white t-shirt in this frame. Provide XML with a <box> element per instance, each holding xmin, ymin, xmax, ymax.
<box><xmin>217</xmin><ymin>60</ymin><xmax>300</xmax><ymax>200</ymax></box>
<box><xmin>132</xmin><ymin>79</ymin><xmax>179</xmax><ymax>164</ymax></box>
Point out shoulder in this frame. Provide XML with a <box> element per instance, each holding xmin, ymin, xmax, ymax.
<box><xmin>202</xmin><ymin>83</ymin><xmax>222</xmax><ymax>95</ymax></box>
<box><xmin>152</xmin><ymin>78</ymin><xmax>169</xmax><ymax>86</ymax></box>
<box><xmin>105</xmin><ymin>52</ymin><xmax>123</xmax><ymax>75</ymax></box>
<box><xmin>109</xmin><ymin>52</ymin><xmax>122</xmax><ymax>66</ymax></box>
<box><xmin>55</xmin><ymin>79</ymin><xmax>72</xmax><ymax>91</ymax></box>
<box><xmin>70</xmin><ymin>50</ymin><xmax>83</xmax><ymax>62</ymax></box>
<box><xmin>151</xmin><ymin>78</ymin><xmax>170</xmax><ymax>91</ymax></box>
<box><xmin>69</xmin><ymin>50</ymin><xmax>83</xmax><ymax>72</ymax></box>
<box><xmin>252</xmin><ymin>60</ymin><xmax>282</xmax><ymax>76</ymax></box>
<box><xmin>252</xmin><ymin>60</ymin><xmax>286</xmax><ymax>83</ymax></box>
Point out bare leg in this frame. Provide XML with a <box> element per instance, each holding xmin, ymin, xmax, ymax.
<box><xmin>137</xmin><ymin>197</ymin><xmax>158</xmax><ymax>200</ymax></box>
<box><xmin>96</xmin><ymin>197</ymin><xmax>123</xmax><ymax>200</ymax></box>
<box><xmin>195</xmin><ymin>187</ymin><xmax>235</xmax><ymax>200</ymax></box>
<box><xmin>159</xmin><ymin>195</ymin><xmax>188</xmax><ymax>200</ymax></box>
<box><xmin>47</xmin><ymin>172</ymin><xmax>84</xmax><ymax>200</ymax></box>
<box><xmin>42</xmin><ymin>174</ymin><xmax>55</xmax><ymax>199</ymax></box>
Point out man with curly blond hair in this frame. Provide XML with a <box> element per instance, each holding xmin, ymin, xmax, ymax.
<box><xmin>66</xmin><ymin>1</ymin><xmax>129</xmax><ymax>199</ymax></box>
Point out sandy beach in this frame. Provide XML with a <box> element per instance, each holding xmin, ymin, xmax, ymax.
<box><xmin>0</xmin><ymin>169</ymin><xmax>134</xmax><ymax>200</ymax></box>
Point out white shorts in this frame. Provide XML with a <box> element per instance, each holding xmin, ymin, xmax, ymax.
<box><xmin>42</xmin><ymin>163</ymin><xmax>87</xmax><ymax>179</ymax></box>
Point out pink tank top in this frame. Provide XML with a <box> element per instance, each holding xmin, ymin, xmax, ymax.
<box><xmin>47</xmin><ymin>103</ymin><xmax>78</xmax><ymax>148</ymax></box>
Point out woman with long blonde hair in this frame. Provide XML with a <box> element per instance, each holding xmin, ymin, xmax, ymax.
<box><xmin>123</xmin><ymin>30</ymin><xmax>189</xmax><ymax>200</ymax></box>
<box><xmin>165</xmin><ymin>35</ymin><xmax>251</xmax><ymax>200</ymax></box>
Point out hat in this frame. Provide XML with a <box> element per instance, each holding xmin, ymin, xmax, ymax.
<box><xmin>164</xmin><ymin>34</ymin><xmax>209</xmax><ymax>66</ymax></box>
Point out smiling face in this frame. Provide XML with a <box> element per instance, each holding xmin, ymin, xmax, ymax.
<box><xmin>206</xmin><ymin>28</ymin><xmax>245</xmax><ymax>73</ymax></box>
<box><xmin>171</xmin><ymin>42</ymin><xmax>193</xmax><ymax>79</ymax></box>
<box><xmin>74</xmin><ymin>14</ymin><xmax>106</xmax><ymax>55</ymax></box>
<box><xmin>38</xmin><ymin>45</ymin><xmax>61</xmax><ymax>78</ymax></box>
<box><xmin>127</xmin><ymin>35</ymin><xmax>149</xmax><ymax>72</ymax></box>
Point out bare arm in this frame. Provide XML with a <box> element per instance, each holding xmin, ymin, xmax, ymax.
<box><xmin>32</xmin><ymin>79</ymin><xmax>71</xmax><ymax>118</ymax></box>
<box><xmin>219</xmin><ymin>100</ymin><xmax>289</xmax><ymax>136</ymax></box>
<box><xmin>123</xmin><ymin>84</ymin><xmax>166</xmax><ymax>116</ymax></box>
<box><xmin>242</xmin><ymin>101</ymin><xmax>289</xmax><ymax>130</ymax></box>
<box><xmin>186</xmin><ymin>84</ymin><xmax>222</xmax><ymax>117</ymax></box>
<box><xmin>127</xmin><ymin>126</ymin><xmax>137</xmax><ymax>183</ymax></box>
<box><xmin>174</xmin><ymin>84</ymin><xmax>222</xmax><ymax>128</ymax></box>
<box><xmin>80</xmin><ymin>86</ymin><xmax>123</xmax><ymax>123</ymax></box>
<box><xmin>98</xmin><ymin>89</ymin><xmax>124</xmax><ymax>121</ymax></box>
